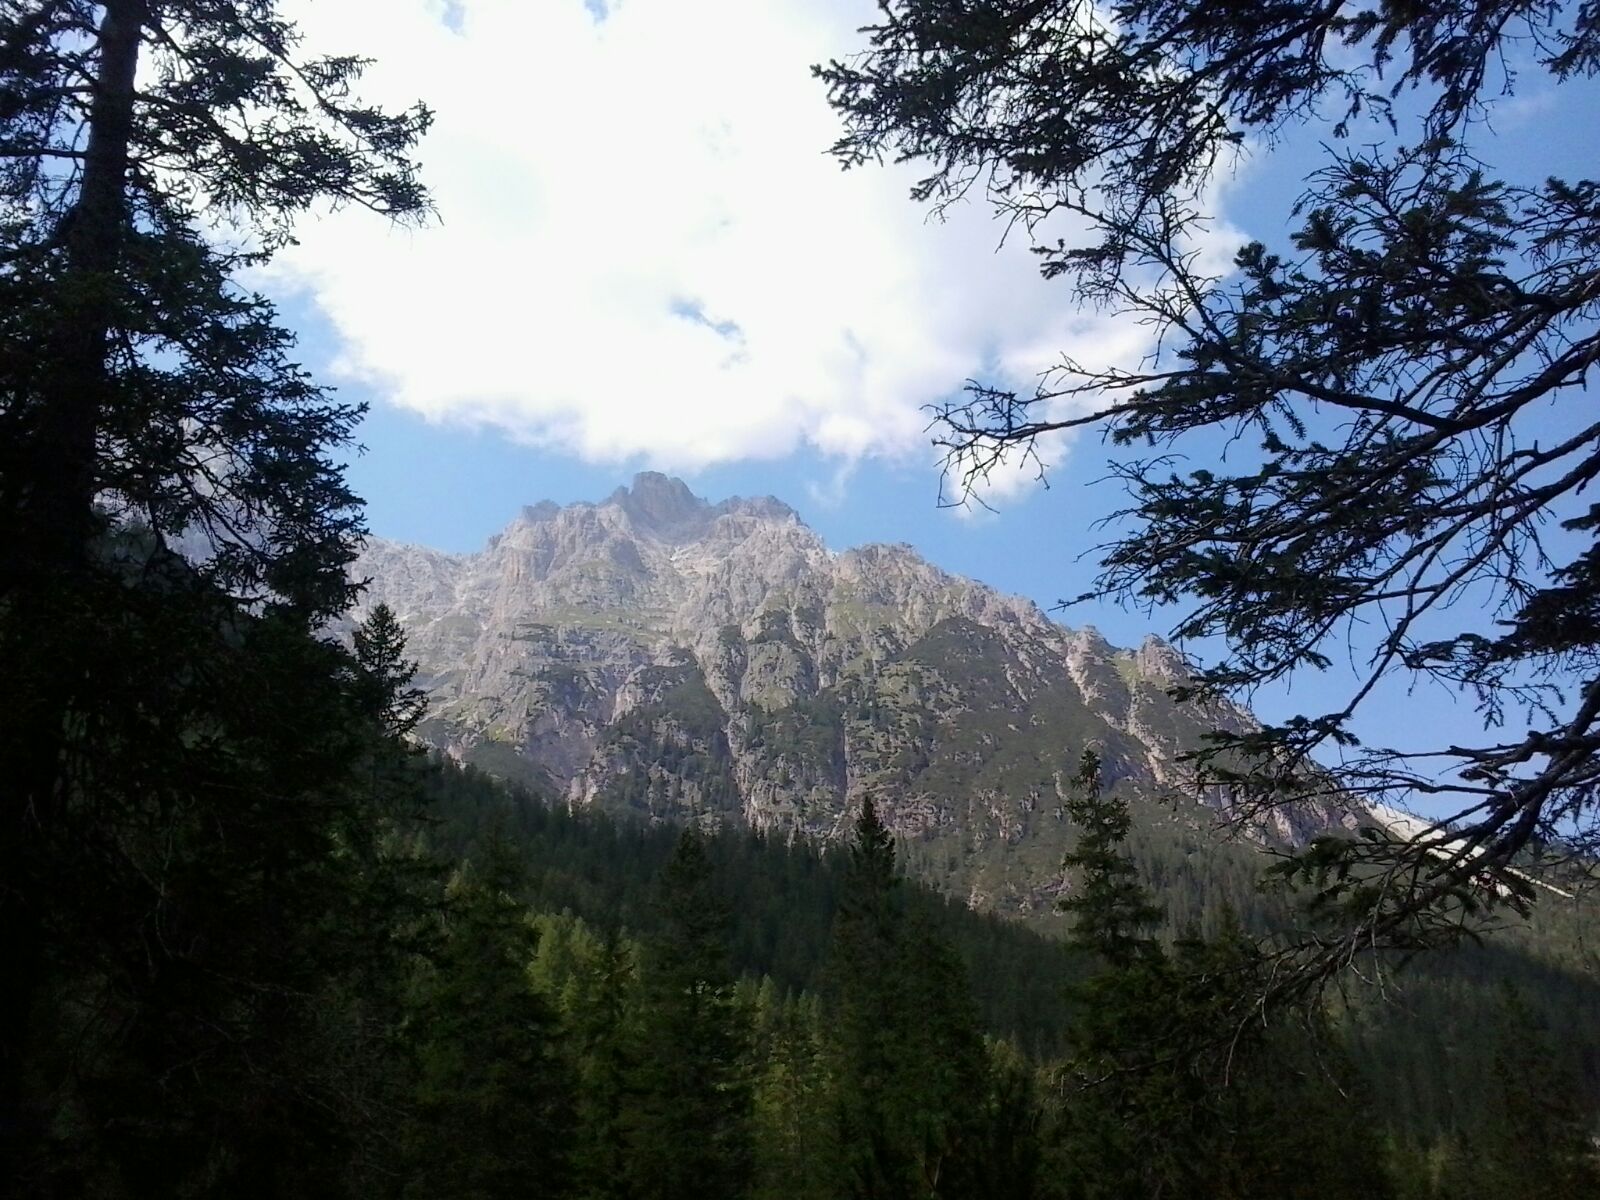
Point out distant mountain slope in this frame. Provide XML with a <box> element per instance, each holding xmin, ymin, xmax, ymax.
<box><xmin>354</xmin><ymin>472</ymin><xmax>1359</xmax><ymax>915</ymax></box>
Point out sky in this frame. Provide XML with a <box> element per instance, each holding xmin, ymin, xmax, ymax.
<box><xmin>258</xmin><ymin>0</ymin><xmax>1600</xmax><ymax>789</ymax></box>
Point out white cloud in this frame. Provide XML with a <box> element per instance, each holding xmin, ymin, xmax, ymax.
<box><xmin>261</xmin><ymin>0</ymin><xmax>1232</xmax><ymax>476</ymax></box>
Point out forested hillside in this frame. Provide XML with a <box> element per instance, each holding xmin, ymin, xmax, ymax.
<box><xmin>5</xmin><ymin>1</ymin><xmax>1598</xmax><ymax>1197</ymax></box>
<box><xmin>412</xmin><ymin>751</ymin><xmax>1600</xmax><ymax>1198</ymax></box>
<box><xmin>432</xmin><ymin>754</ymin><xmax>1600</xmax><ymax>1119</ymax></box>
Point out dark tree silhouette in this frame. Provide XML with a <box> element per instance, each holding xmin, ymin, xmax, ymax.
<box><xmin>0</xmin><ymin>2</ymin><xmax>430</xmax><ymax>1188</ymax></box>
<box><xmin>817</xmin><ymin>0</ymin><xmax>1600</xmax><ymax>979</ymax></box>
<box><xmin>628</xmin><ymin>828</ymin><xmax>754</xmax><ymax>1200</ymax></box>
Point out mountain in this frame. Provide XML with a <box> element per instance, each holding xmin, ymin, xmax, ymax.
<box><xmin>353</xmin><ymin>472</ymin><xmax>1357</xmax><ymax>916</ymax></box>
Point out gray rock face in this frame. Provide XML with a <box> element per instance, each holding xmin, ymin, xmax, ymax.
<box><xmin>353</xmin><ymin>474</ymin><xmax>1356</xmax><ymax>914</ymax></box>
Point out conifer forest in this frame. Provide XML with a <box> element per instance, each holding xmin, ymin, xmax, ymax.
<box><xmin>3</xmin><ymin>2</ymin><xmax>1599</xmax><ymax>1197</ymax></box>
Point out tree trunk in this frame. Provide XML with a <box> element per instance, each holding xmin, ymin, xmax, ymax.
<box><xmin>1</xmin><ymin>1</ymin><xmax>145</xmax><ymax>1180</ymax></box>
<box><xmin>31</xmin><ymin>0</ymin><xmax>144</xmax><ymax>564</ymax></box>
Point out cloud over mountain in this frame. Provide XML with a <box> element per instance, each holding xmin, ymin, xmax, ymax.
<box><xmin>264</xmin><ymin>0</ymin><xmax>1183</xmax><ymax>480</ymax></box>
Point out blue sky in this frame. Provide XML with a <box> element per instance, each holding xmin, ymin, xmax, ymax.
<box><xmin>265</xmin><ymin>0</ymin><xmax>1600</xmax><ymax>798</ymax></box>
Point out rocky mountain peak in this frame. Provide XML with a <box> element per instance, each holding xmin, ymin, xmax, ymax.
<box><xmin>353</xmin><ymin>479</ymin><xmax>1357</xmax><ymax>919</ymax></box>
<box><xmin>1134</xmin><ymin>634</ymin><xmax>1191</xmax><ymax>686</ymax></box>
<box><xmin>544</xmin><ymin>471</ymin><xmax>803</xmax><ymax>544</ymax></box>
<box><xmin>607</xmin><ymin>471</ymin><xmax>708</xmax><ymax>540</ymax></box>
<box><xmin>717</xmin><ymin>493</ymin><xmax>800</xmax><ymax>524</ymax></box>
<box><xmin>517</xmin><ymin>499</ymin><xmax>562</xmax><ymax>525</ymax></box>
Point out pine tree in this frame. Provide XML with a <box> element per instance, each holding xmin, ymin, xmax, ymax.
<box><xmin>1436</xmin><ymin>987</ymin><xmax>1600</xmax><ymax>1200</ymax></box>
<box><xmin>571</xmin><ymin>929</ymin><xmax>640</xmax><ymax>1200</ymax></box>
<box><xmin>0</xmin><ymin>4</ymin><xmax>430</xmax><ymax>1189</ymax></box>
<box><xmin>1051</xmin><ymin>754</ymin><xmax>1245</xmax><ymax>1198</ymax></box>
<box><xmin>1</xmin><ymin>1</ymin><xmax>428</xmax><ymax>604</ymax></box>
<box><xmin>825</xmin><ymin>799</ymin><xmax>988</xmax><ymax>1200</ymax></box>
<box><xmin>750</xmin><ymin>984</ymin><xmax>836</xmax><ymax>1200</ymax></box>
<box><xmin>818</xmin><ymin>0</ymin><xmax>1600</xmax><ymax>974</ymax></box>
<box><xmin>957</xmin><ymin>1040</ymin><xmax>1043</xmax><ymax>1200</ymax></box>
<box><xmin>1058</xmin><ymin>751</ymin><xmax>1160</xmax><ymax>968</ymax></box>
<box><xmin>1050</xmin><ymin>757</ymin><xmax>1391</xmax><ymax>1200</ymax></box>
<box><xmin>825</xmin><ymin>799</ymin><xmax>916</xmax><ymax>1199</ymax></box>
<box><xmin>353</xmin><ymin>604</ymin><xmax>430</xmax><ymax>741</ymax></box>
<box><xmin>402</xmin><ymin>834</ymin><xmax>575</xmax><ymax>1200</ymax></box>
<box><xmin>627</xmin><ymin>829</ymin><xmax>754</xmax><ymax>1200</ymax></box>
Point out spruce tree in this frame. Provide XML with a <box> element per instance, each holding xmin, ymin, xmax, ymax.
<box><xmin>826</xmin><ymin>799</ymin><xmax>916</xmax><ymax>1199</ymax></box>
<box><xmin>750</xmin><ymin>984</ymin><xmax>835</xmax><ymax>1200</ymax></box>
<box><xmin>957</xmin><ymin>1040</ymin><xmax>1043</xmax><ymax>1200</ymax></box>
<box><xmin>1051</xmin><ymin>761</ymin><xmax>1192</xmax><ymax>1199</ymax></box>
<box><xmin>571</xmin><ymin>929</ymin><xmax>639</xmax><ymax>1200</ymax></box>
<box><xmin>818</xmin><ymin>0</ymin><xmax>1600</xmax><ymax>973</ymax></box>
<box><xmin>1058</xmin><ymin>751</ymin><xmax>1160</xmax><ymax>968</ymax></box>
<box><xmin>0</xmin><ymin>3</ymin><xmax>430</xmax><ymax>1189</ymax></box>
<box><xmin>1436</xmin><ymin>988</ymin><xmax>1600</xmax><ymax>1200</ymax></box>
<box><xmin>401</xmin><ymin>835</ymin><xmax>575</xmax><ymax>1200</ymax></box>
<box><xmin>1051</xmin><ymin>756</ymin><xmax>1391</xmax><ymax>1200</ymax></box>
<box><xmin>825</xmin><ymin>799</ymin><xmax>988</xmax><ymax>1200</ymax></box>
<box><xmin>627</xmin><ymin>829</ymin><xmax>754</xmax><ymax>1200</ymax></box>
<box><xmin>353</xmin><ymin>603</ymin><xmax>430</xmax><ymax>741</ymax></box>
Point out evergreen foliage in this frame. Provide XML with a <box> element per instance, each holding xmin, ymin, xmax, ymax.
<box><xmin>817</xmin><ymin>0</ymin><xmax>1600</xmax><ymax>974</ymax></box>
<box><xmin>1049</xmin><ymin>754</ymin><xmax>1393</xmax><ymax>1200</ymax></box>
<box><xmin>1059</xmin><ymin>751</ymin><xmax>1161</xmax><ymax>967</ymax></box>
<box><xmin>748</xmin><ymin>983</ymin><xmax>835</xmax><ymax>1200</ymax></box>
<box><xmin>2</xmin><ymin>5</ymin><xmax>1596</xmax><ymax>1195</ymax></box>
<box><xmin>626</xmin><ymin>829</ymin><xmax>754</xmax><ymax>1200</ymax></box>
<box><xmin>823</xmin><ymin>799</ymin><xmax>1016</xmax><ymax>1199</ymax></box>
<box><xmin>400</xmin><ymin>838</ymin><xmax>574</xmax><ymax>1199</ymax></box>
<box><xmin>1431</xmin><ymin>988</ymin><xmax>1600</xmax><ymax>1200</ymax></box>
<box><xmin>426</xmin><ymin>760</ymin><xmax>1088</xmax><ymax>1054</ymax></box>
<box><xmin>0</xmin><ymin>2</ymin><xmax>430</xmax><ymax>1190</ymax></box>
<box><xmin>563</xmin><ymin>928</ymin><xmax>639</xmax><ymax>1200</ymax></box>
<box><xmin>4</xmin><ymin>576</ymin><xmax>444</xmax><ymax>1194</ymax></box>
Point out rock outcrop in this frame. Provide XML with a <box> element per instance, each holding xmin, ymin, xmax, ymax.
<box><xmin>354</xmin><ymin>473</ymin><xmax>1357</xmax><ymax>914</ymax></box>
